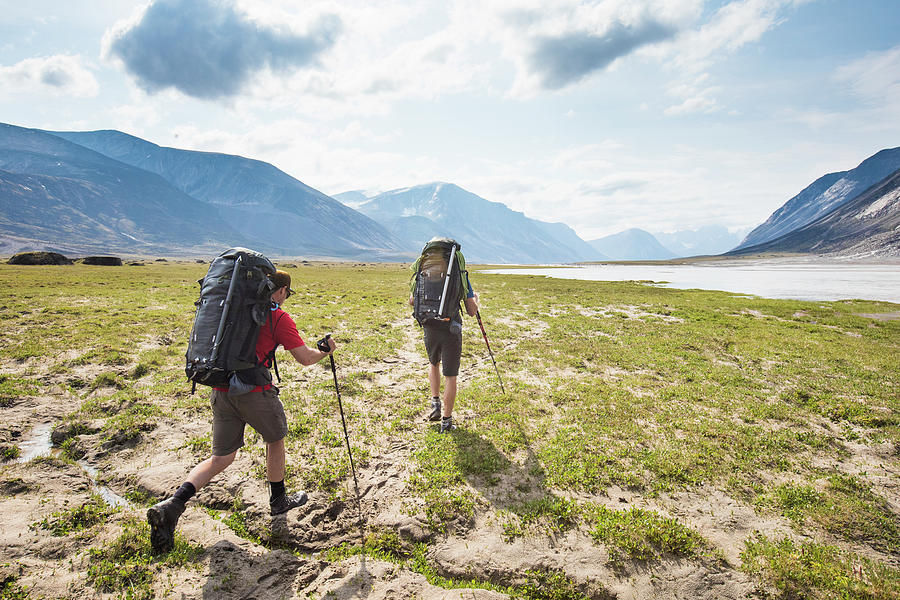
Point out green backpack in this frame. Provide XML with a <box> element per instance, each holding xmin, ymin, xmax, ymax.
<box><xmin>410</xmin><ymin>238</ymin><xmax>467</xmax><ymax>326</ymax></box>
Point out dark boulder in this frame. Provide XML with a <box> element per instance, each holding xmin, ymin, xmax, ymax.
<box><xmin>81</xmin><ymin>256</ymin><xmax>123</xmax><ymax>266</ymax></box>
<box><xmin>8</xmin><ymin>251</ymin><xmax>72</xmax><ymax>265</ymax></box>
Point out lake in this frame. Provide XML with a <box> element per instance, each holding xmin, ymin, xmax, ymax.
<box><xmin>482</xmin><ymin>258</ymin><xmax>900</xmax><ymax>304</ymax></box>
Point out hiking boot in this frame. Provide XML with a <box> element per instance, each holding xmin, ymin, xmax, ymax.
<box><xmin>147</xmin><ymin>497</ymin><xmax>185</xmax><ymax>553</ymax></box>
<box><xmin>439</xmin><ymin>417</ymin><xmax>456</xmax><ymax>434</ymax></box>
<box><xmin>270</xmin><ymin>490</ymin><xmax>308</xmax><ymax>515</ymax></box>
<box><xmin>424</xmin><ymin>398</ymin><xmax>441</xmax><ymax>422</ymax></box>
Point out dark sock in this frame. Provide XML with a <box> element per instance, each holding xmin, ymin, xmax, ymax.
<box><xmin>442</xmin><ymin>416</ymin><xmax>451</xmax><ymax>421</ymax></box>
<box><xmin>172</xmin><ymin>481</ymin><xmax>196</xmax><ymax>505</ymax></box>
<box><xmin>432</xmin><ymin>395</ymin><xmax>440</xmax><ymax>401</ymax></box>
<box><xmin>269</xmin><ymin>480</ymin><xmax>286</xmax><ymax>500</ymax></box>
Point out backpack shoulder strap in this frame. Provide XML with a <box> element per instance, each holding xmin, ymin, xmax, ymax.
<box><xmin>261</xmin><ymin>311</ymin><xmax>287</xmax><ymax>382</ymax></box>
<box><xmin>409</xmin><ymin>256</ymin><xmax>423</xmax><ymax>295</ymax></box>
<box><xmin>455</xmin><ymin>250</ymin><xmax>468</xmax><ymax>304</ymax></box>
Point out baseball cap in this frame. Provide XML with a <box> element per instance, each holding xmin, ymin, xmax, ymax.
<box><xmin>270</xmin><ymin>270</ymin><xmax>294</xmax><ymax>297</ymax></box>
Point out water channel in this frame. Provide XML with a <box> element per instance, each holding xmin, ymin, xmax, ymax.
<box><xmin>482</xmin><ymin>258</ymin><xmax>900</xmax><ymax>304</ymax></box>
<box><xmin>16</xmin><ymin>423</ymin><xmax>130</xmax><ymax>508</ymax></box>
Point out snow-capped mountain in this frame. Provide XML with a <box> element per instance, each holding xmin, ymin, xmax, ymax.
<box><xmin>336</xmin><ymin>183</ymin><xmax>603</xmax><ymax>263</ymax></box>
<box><xmin>588</xmin><ymin>228</ymin><xmax>677</xmax><ymax>260</ymax></box>
<box><xmin>653</xmin><ymin>225</ymin><xmax>746</xmax><ymax>257</ymax></box>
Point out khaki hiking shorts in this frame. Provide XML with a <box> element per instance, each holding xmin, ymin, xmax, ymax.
<box><xmin>210</xmin><ymin>387</ymin><xmax>288</xmax><ymax>456</ymax></box>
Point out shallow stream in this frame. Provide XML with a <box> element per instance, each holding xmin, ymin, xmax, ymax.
<box><xmin>17</xmin><ymin>423</ymin><xmax>131</xmax><ymax>508</ymax></box>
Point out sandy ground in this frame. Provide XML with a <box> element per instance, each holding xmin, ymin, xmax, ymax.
<box><xmin>2</xmin><ymin>320</ymin><xmax>898</xmax><ymax>599</ymax></box>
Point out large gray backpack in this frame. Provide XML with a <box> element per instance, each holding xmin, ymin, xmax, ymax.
<box><xmin>185</xmin><ymin>248</ymin><xmax>277</xmax><ymax>389</ymax></box>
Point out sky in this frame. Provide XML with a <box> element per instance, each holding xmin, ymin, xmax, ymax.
<box><xmin>2</xmin><ymin>0</ymin><xmax>899</xmax><ymax>240</ymax></box>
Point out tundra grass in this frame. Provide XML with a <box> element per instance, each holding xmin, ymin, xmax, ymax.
<box><xmin>326</xmin><ymin>537</ymin><xmax>598</xmax><ymax>599</ymax></box>
<box><xmin>1</xmin><ymin>261</ymin><xmax>898</xmax><ymax>597</ymax></box>
<box><xmin>33</xmin><ymin>493</ymin><xmax>115</xmax><ymax>536</ymax></box>
<box><xmin>741</xmin><ymin>534</ymin><xmax>900</xmax><ymax>600</ymax></box>
<box><xmin>85</xmin><ymin>517</ymin><xmax>204</xmax><ymax>600</ymax></box>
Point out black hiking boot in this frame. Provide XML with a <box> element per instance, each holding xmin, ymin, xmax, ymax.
<box><xmin>270</xmin><ymin>490</ymin><xmax>308</xmax><ymax>515</ymax></box>
<box><xmin>439</xmin><ymin>416</ymin><xmax>456</xmax><ymax>434</ymax></box>
<box><xmin>147</xmin><ymin>497</ymin><xmax>185</xmax><ymax>553</ymax></box>
<box><xmin>424</xmin><ymin>398</ymin><xmax>441</xmax><ymax>422</ymax></box>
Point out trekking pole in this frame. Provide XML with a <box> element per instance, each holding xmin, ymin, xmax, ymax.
<box><xmin>317</xmin><ymin>334</ymin><xmax>366</xmax><ymax>557</ymax></box>
<box><xmin>475</xmin><ymin>311</ymin><xmax>505</xmax><ymax>394</ymax></box>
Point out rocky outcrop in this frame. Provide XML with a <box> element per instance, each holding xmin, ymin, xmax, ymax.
<box><xmin>80</xmin><ymin>256</ymin><xmax>123</xmax><ymax>266</ymax></box>
<box><xmin>7</xmin><ymin>251</ymin><xmax>72</xmax><ymax>265</ymax></box>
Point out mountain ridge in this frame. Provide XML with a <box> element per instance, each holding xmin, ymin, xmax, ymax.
<box><xmin>588</xmin><ymin>228</ymin><xmax>677</xmax><ymax>260</ymax></box>
<box><xmin>50</xmin><ymin>129</ymin><xmax>404</xmax><ymax>258</ymax></box>
<box><xmin>737</xmin><ymin>147</ymin><xmax>900</xmax><ymax>250</ymax></box>
<box><xmin>340</xmin><ymin>183</ymin><xmax>604</xmax><ymax>264</ymax></box>
<box><xmin>728</xmin><ymin>166</ymin><xmax>900</xmax><ymax>258</ymax></box>
<box><xmin>0</xmin><ymin>123</ymin><xmax>248</xmax><ymax>255</ymax></box>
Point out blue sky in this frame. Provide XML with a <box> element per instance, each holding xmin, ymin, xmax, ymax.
<box><xmin>1</xmin><ymin>0</ymin><xmax>898</xmax><ymax>239</ymax></box>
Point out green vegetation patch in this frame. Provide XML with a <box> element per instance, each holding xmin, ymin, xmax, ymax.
<box><xmin>583</xmin><ymin>503</ymin><xmax>707</xmax><ymax>561</ymax></box>
<box><xmin>33</xmin><ymin>494</ymin><xmax>115</xmax><ymax>536</ymax></box>
<box><xmin>0</xmin><ymin>374</ymin><xmax>39</xmax><ymax>404</ymax></box>
<box><xmin>86</xmin><ymin>517</ymin><xmax>204</xmax><ymax>600</ymax></box>
<box><xmin>741</xmin><ymin>534</ymin><xmax>900</xmax><ymax>600</ymax></box>
<box><xmin>499</xmin><ymin>495</ymin><xmax>707</xmax><ymax>563</ymax></box>
<box><xmin>0</xmin><ymin>575</ymin><xmax>30</xmax><ymax>600</ymax></box>
<box><xmin>757</xmin><ymin>475</ymin><xmax>900</xmax><ymax>554</ymax></box>
<box><xmin>0</xmin><ymin>445</ymin><xmax>20</xmax><ymax>461</ymax></box>
<box><xmin>407</xmin><ymin>430</ymin><xmax>480</xmax><ymax>531</ymax></box>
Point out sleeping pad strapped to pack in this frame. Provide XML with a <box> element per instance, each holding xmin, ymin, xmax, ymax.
<box><xmin>412</xmin><ymin>238</ymin><xmax>467</xmax><ymax>327</ymax></box>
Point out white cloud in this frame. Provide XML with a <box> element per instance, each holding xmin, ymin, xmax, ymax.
<box><xmin>664</xmin><ymin>74</ymin><xmax>722</xmax><ymax>114</ymax></box>
<box><xmin>0</xmin><ymin>55</ymin><xmax>99</xmax><ymax>98</ymax></box>
<box><xmin>834</xmin><ymin>44</ymin><xmax>900</xmax><ymax>112</ymax></box>
<box><xmin>662</xmin><ymin>0</ymin><xmax>787</xmax><ymax>73</ymax></box>
<box><xmin>94</xmin><ymin>0</ymin><xmax>799</xmax><ymax>120</ymax></box>
<box><xmin>664</xmin><ymin>90</ymin><xmax>720</xmax><ymax>115</ymax></box>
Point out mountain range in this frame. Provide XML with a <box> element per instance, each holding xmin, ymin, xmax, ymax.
<box><xmin>335</xmin><ymin>184</ymin><xmax>603</xmax><ymax>263</ymax></box>
<box><xmin>48</xmin><ymin>128</ymin><xmax>402</xmax><ymax>258</ymax></box>
<box><xmin>654</xmin><ymin>225</ymin><xmax>748</xmax><ymax>257</ymax></box>
<box><xmin>0</xmin><ymin>124</ymin><xmax>241</xmax><ymax>255</ymax></box>
<box><xmin>0</xmin><ymin>123</ymin><xmax>401</xmax><ymax>258</ymax></box>
<box><xmin>0</xmin><ymin>121</ymin><xmax>896</xmax><ymax>262</ymax></box>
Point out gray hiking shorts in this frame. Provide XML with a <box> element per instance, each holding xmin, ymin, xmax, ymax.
<box><xmin>423</xmin><ymin>322</ymin><xmax>462</xmax><ymax>377</ymax></box>
<box><xmin>210</xmin><ymin>387</ymin><xmax>288</xmax><ymax>456</ymax></box>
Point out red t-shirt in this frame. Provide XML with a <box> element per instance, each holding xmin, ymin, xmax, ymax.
<box><xmin>256</xmin><ymin>307</ymin><xmax>305</xmax><ymax>363</ymax></box>
<box><xmin>215</xmin><ymin>307</ymin><xmax>304</xmax><ymax>391</ymax></box>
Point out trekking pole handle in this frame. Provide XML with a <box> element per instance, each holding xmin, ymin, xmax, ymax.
<box><xmin>316</xmin><ymin>333</ymin><xmax>332</xmax><ymax>354</ymax></box>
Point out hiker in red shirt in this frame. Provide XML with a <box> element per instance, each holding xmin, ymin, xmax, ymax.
<box><xmin>148</xmin><ymin>270</ymin><xmax>336</xmax><ymax>553</ymax></box>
